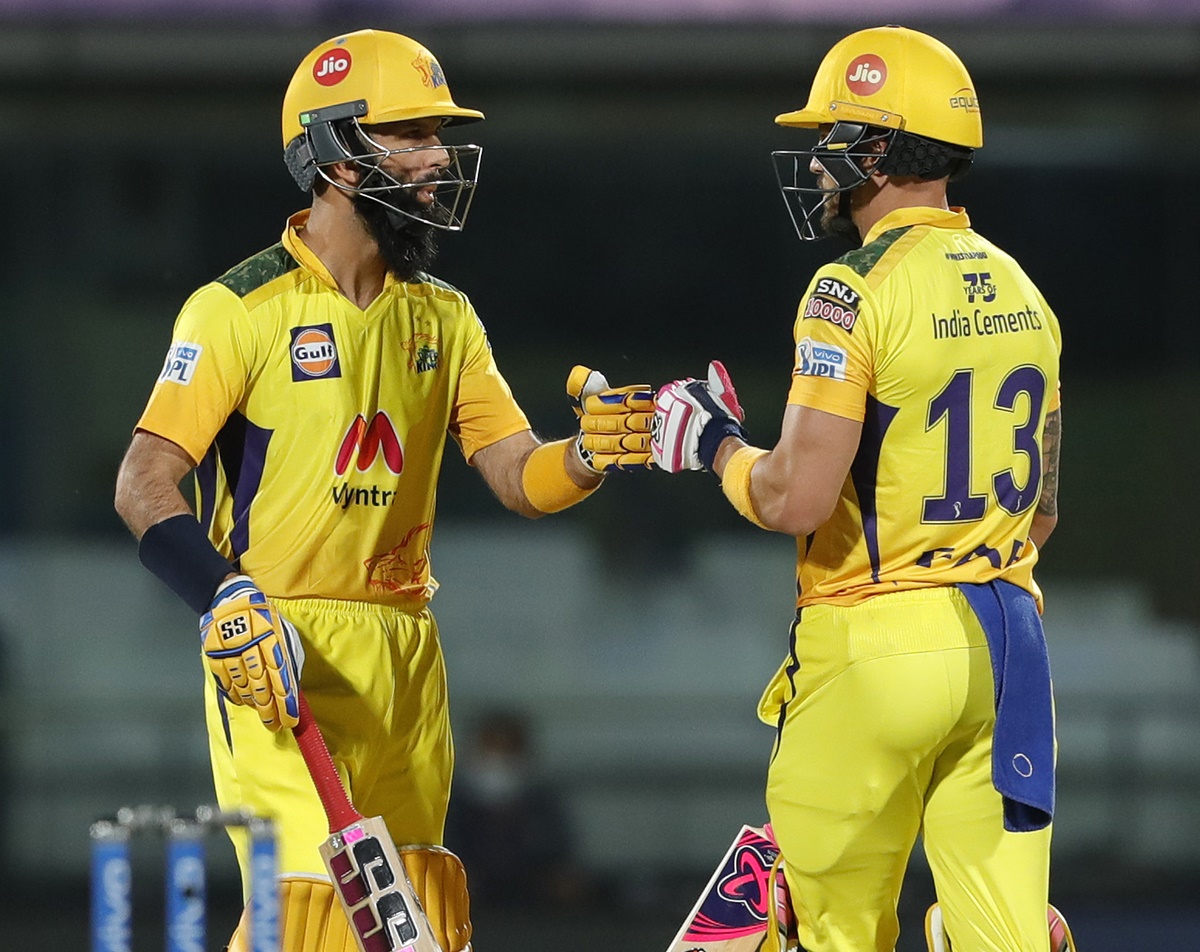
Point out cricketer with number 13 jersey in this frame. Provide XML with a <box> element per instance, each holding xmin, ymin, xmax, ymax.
<box><xmin>137</xmin><ymin>210</ymin><xmax>530</xmax><ymax>606</ymax></box>
<box><xmin>787</xmin><ymin>205</ymin><xmax>1061</xmax><ymax>609</ymax></box>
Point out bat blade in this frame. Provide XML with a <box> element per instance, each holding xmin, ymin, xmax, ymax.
<box><xmin>666</xmin><ymin>825</ymin><xmax>789</xmax><ymax>952</ymax></box>
<box><xmin>294</xmin><ymin>692</ymin><xmax>443</xmax><ymax>952</ymax></box>
<box><xmin>320</xmin><ymin>815</ymin><xmax>441</xmax><ymax>952</ymax></box>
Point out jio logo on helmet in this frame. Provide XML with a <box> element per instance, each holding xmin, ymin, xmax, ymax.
<box><xmin>845</xmin><ymin>54</ymin><xmax>887</xmax><ymax>95</ymax></box>
<box><xmin>313</xmin><ymin>49</ymin><xmax>352</xmax><ymax>86</ymax></box>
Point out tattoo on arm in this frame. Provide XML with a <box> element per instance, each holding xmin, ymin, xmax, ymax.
<box><xmin>1037</xmin><ymin>408</ymin><xmax>1061</xmax><ymax>517</ymax></box>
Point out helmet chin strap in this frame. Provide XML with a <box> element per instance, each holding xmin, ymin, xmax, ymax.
<box><xmin>383</xmin><ymin>207</ymin><xmax>424</xmax><ymax>232</ymax></box>
<box><xmin>352</xmin><ymin>164</ymin><xmax>431</xmax><ymax>232</ymax></box>
<box><xmin>824</xmin><ymin>188</ymin><xmax>863</xmax><ymax>248</ymax></box>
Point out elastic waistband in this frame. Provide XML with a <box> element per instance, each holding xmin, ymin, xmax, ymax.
<box><xmin>798</xmin><ymin>586</ymin><xmax>986</xmax><ymax>659</ymax></box>
<box><xmin>271</xmin><ymin>596</ymin><xmax>429</xmax><ymax>618</ymax></box>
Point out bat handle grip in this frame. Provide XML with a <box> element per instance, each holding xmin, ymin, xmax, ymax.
<box><xmin>293</xmin><ymin>690</ymin><xmax>364</xmax><ymax>834</ymax></box>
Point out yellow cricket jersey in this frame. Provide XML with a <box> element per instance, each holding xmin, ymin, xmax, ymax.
<box><xmin>138</xmin><ymin>210</ymin><xmax>530</xmax><ymax>606</ymax></box>
<box><xmin>786</xmin><ymin>206</ymin><xmax>1061</xmax><ymax>608</ymax></box>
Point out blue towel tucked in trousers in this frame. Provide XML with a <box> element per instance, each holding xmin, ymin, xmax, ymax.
<box><xmin>957</xmin><ymin>579</ymin><xmax>1055</xmax><ymax>833</ymax></box>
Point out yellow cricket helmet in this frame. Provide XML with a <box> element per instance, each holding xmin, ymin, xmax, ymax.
<box><xmin>282</xmin><ymin>29</ymin><xmax>483</xmax><ymax>151</ymax></box>
<box><xmin>281</xmin><ymin>29</ymin><xmax>484</xmax><ymax>231</ymax></box>
<box><xmin>775</xmin><ymin>25</ymin><xmax>981</xmax><ymax>149</ymax></box>
<box><xmin>771</xmin><ymin>26</ymin><xmax>979</xmax><ymax>242</ymax></box>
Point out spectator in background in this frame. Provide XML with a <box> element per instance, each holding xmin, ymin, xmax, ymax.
<box><xmin>445</xmin><ymin>709</ymin><xmax>590</xmax><ymax>908</ymax></box>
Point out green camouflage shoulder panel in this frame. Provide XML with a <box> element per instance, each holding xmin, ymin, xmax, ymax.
<box><xmin>834</xmin><ymin>226</ymin><xmax>911</xmax><ymax>278</ymax></box>
<box><xmin>215</xmin><ymin>243</ymin><xmax>299</xmax><ymax>298</ymax></box>
<box><xmin>410</xmin><ymin>271</ymin><xmax>464</xmax><ymax>296</ymax></box>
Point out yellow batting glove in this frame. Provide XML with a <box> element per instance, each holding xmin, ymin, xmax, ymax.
<box><xmin>566</xmin><ymin>365</ymin><xmax>656</xmax><ymax>472</ymax></box>
<box><xmin>199</xmin><ymin>576</ymin><xmax>304</xmax><ymax>731</ymax></box>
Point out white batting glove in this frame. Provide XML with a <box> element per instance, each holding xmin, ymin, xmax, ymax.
<box><xmin>651</xmin><ymin>360</ymin><xmax>746</xmax><ymax>473</ymax></box>
<box><xmin>200</xmin><ymin>576</ymin><xmax>305</xmax><ymax>732</ymax></box>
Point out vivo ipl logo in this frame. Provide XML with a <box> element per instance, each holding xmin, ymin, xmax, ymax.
<box><xmin>158</xmin><ymin>341</ymin><xmax>203</xmax><ymax>386</ymax></box>
<box><xmin>313</xmin><ymin>48</ymin><xmax>352</xmax><ymax>86</ymax></box>
<box><xmin>335</xmin><ymin>412</ymin><xmax>404</xmax><ymax>476</ymax></box>
<box><xmin>796</xmin><ymin>337</ymin><xmax>848</xmax><ymax>381</ymax></box>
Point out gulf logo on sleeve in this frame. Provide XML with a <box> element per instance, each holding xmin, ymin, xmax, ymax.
<box><xmin>290</xmin><ymin>324</ymin><xmax>342</xmax><ymax>381</ymax></box>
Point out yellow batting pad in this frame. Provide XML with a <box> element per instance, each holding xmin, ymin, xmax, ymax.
<box><xmin>924</xmin><ymin>901</ymin><xmax>1075</xmax><ymax>951</ymax></box>
<box><xmin>1048</xmin><ymin>905</ymin><xmax>1077</xmax><ymax>952</ymax></box>
<box><xmin>400</xmin><ymin>846</ymin><xmax>473</xmax><ymax>952</ymax></box>
<box><xmin>228</xmin><ymin>859</ymin><xmax>470</xmax><ymax>952</ymax></box>
<box><xmin>228</xmin><ymin>876</ymin><xmax>356</xmax><ymax>952</ymax></box>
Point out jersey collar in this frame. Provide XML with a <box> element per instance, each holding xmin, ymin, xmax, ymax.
<box><xmin>862</xmin><ymin>205</ymin><xmax>970</xmax><ymax>246</ymax></box>
<box><xmin>281</xmin><ymin>210</ymin><xmax>339</xmax><ymax>291</ymax></box>
<box><xmin>280</xmin><ymin>210</ymin><xmax>399</xmax><ymax>297</ymax></box>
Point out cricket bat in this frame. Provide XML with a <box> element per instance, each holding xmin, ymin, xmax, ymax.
<box><xmin>293</xmin><ymin>691</ymin><xmax>443</xmax><ymax>952</ymax></box>
<box><xmin>666</xmin><ymin>825</ymin><xmax>791</xmax><ymax>952</ymax></box>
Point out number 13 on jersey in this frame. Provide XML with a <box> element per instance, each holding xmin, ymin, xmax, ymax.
<box><xmin>922</xmin><ymin>365</ymin><xmax>1047</xmax><ymax>524</ymax></box>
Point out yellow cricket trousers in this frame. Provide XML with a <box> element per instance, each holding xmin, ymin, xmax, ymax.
<box><xmin>759</xmin><ymin>587</ymin><xmax>1052</xmax><ymax>952</ymax></box>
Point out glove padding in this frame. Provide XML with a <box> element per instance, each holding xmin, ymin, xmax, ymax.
<box><xmin>567</xmin><ymin>365</ymin><xmax>655</xmax><ymax>472</ymax></box>
<box><xmin>200</xmin><ymin>575</ymin><xmax>304</xmax><ymax>731</ymax></box>
<box><xmin>651</xmin><ymin>360</ymin><xmax>747</xmax><ymax>473</ymax></box>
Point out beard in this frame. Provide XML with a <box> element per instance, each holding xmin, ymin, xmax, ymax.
<box><xmin>819</xmin><ymin>189</ymin><xmax>862</xmax><ymax>248</ymax></box>
<box><xmin>351</xmin><ymin>182</ymin><xmax>442</xmax><ymax>282</ymax></box>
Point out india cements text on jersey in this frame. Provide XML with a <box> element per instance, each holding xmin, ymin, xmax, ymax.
<box><xmin>785</xmin><ymin>205</ymin><xmax>1061</xmax><ymax>608</ymax></box>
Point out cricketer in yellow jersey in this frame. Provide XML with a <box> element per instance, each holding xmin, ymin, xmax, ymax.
<box><xmin>652</xmin><ymin>26</ymin><xmax>1074</xmax><ymax>952</ymax></box>
<box><xmin>114</xmin><ymin>28</ymin><xmax>653</xmax><ymax>952</ymax></box>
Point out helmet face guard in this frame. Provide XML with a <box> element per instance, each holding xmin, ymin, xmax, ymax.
<box><xmin>772</xmin><ymin>120</ymin><xmax>974</xmax><ymax>241</ymax></box>
<box><xmin>281</xmin><ymin>31</ymin><xmax>485</xmax><ymax>231</ymax></box>
<box><xmin>772</xmin><ymin>122</ymin><xmax>890</xmax><ymax>242</ymax></box>
<box><xmin>285</xmin><ymin>99</ymin><xmax>482</xmax><ymax>232</ymax></box>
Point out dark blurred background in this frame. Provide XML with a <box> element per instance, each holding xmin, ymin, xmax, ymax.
<box><xmin>0</xmin><ymin>1</ymin><xmax>1198</xmax><ymax>949</ymax></box>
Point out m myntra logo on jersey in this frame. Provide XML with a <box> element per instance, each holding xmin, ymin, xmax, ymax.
<box><xmin>331</xmin><ymin>412</ymin><xmax>404</xmax><ymax>510</ymax></box>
